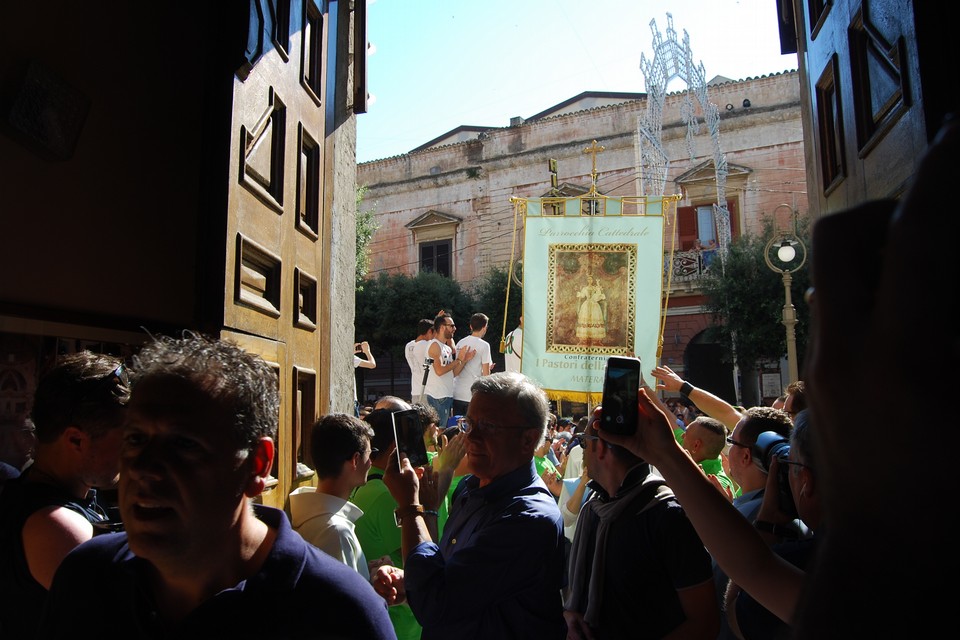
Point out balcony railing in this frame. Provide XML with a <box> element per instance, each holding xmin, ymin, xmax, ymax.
<box><xmin>666</xmin><ymin>249</ymin><xmax>718</xmax><ymax>287</ymax></box>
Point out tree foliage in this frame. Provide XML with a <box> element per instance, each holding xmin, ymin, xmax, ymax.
<box><xmin>699</xmin><ymin>220</ymin><xmax>811</xmax><ymax>375</ymax></box>
<box><xmin>354</xmin><ymin>272</ymin><xmax>475</xmax><ymax>361</ymax></box>
<box><xmin>469</xmin><ymin>266</ymin><xmax>522</xmax><ymax>371</ymax></box>
<box><xmin>354</xmin><ymin>267</ymin><xmax>521</xmax><ymax>368</ymax></box>
<box><xmin>355</xmin><ymin>185</ymin><xmax>380</xmax><ymax>290</ymax></box>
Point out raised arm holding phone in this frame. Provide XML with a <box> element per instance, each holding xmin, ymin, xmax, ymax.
<box><xmin>594</xmin><ymin>388</ymin><xmax>804</xmax><ymax>626</ymax></box>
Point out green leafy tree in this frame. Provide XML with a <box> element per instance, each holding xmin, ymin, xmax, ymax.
<box><xmin>699</xmin><ymin>221</ymin><xmax>811</xmax><ymax>378</ymax></box>
<box><xmin>468</xmin><ymin>266</ymin><xmax>522</xmax><ymax>372</ymax></box>
<box><xmin>355</xmin><ymin>185</ymin><xmax>380</xmax><ymax>290</ymax></box>
<box><xmin>355</xmin><ymin>271</ymin><xmax>475</xmax><ymax>362</ymax></box>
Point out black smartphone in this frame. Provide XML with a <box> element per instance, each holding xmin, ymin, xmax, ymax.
<box><xmin>392</xmin><ymin>409</ymin><xmax>429</xmax><ymax>467</ymax></box>
<box><xmin>600</xmin><ymin>356</ymin><xmax>642</xmax><ymax>435</ymax></box>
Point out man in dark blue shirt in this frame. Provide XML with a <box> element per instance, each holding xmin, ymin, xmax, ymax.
<box><xmin>377</xmin><ymin>372</ymin><xmax>567</xmax><ymax>639</ymax></box>
<box><xmin>39</xmin><ymin>334</ymin><xmax>394</xmax><ymax>639</ymax></box>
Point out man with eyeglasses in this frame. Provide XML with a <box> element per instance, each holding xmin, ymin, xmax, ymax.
<box><xmin>424</xmin><ymin>312</ymin><xmax>475</xmax><ymax>428</ymax></box>
<box><xmin>723</xmin><ymin>410</ymin><xmax>821</xmax><ymax>639</ymax></box>
<box><xmin>724</xmin><ymin>408</ymin><xmax>793</xmax><ymax>524</ymax></box>
<box><xmin>0</xmin><ymin>351</ymin><xmax>129</xmax><ymax>638</ymax></box>
<box><xmin>714</xmin><ymin>406</ymin><xmax>793</xmax><ymax>640</ymax></box>
<box><xmin>375</xmin><ymin>371</ymin><xmax>567</xmax><ymax>639</ymax></box>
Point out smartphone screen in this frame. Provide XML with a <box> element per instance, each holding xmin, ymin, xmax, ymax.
<box><xmin>600</xmin><ymin>356</ymin><xmax>641</xmax><ymax>435</ymax></box>
<box><xmin>392</xmin><ymin>409</ymin><xmax>429</xmax><ymax>467</ymax></box>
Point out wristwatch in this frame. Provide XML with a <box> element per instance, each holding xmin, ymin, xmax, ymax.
<box><xmin>754</xmin><ymin>520</ymin><xmax>797</xmax><ymax>538</ymax></box>
<box><xmin>394</xmin><ymin>504</ymin><xmax>425</xmax><ymax>527</ymax></box>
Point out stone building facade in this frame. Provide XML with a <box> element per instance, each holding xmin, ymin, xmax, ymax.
<box><xmin>358</xmin><ymin>71</ymin><xmax>808</xmax><ymax>404</ymax></box>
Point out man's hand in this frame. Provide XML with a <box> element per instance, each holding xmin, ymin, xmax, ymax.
<box><xmin>383</xmin><ymin>450</ymin><xmax>419</xmax><ymax>508</ymax></box>
<box><xmin>418</xmin><ymin>465</ymin><xmax>443</xmax><ymax>511</ymax></box>
<box><xmin>457</xmin><ymin>345</ymin><xmax>477</xmax><ymax>362</ymax></box>
<box><xmin>551</xmin><ymin>438</ymin><xmax>567</xmax><ymax>460</ymax></box>
<box><xmin>367</xmin><ymin>554</ymin><xmax>393</xmax><ymax>575</ymax></box>
<box><xmin>542</xmin><ymin>469</ymin><xmax>562</xmax><ymax>497</ymax></box>
<box><xmin>649</xmin><ymin>365</ymin><xmax>683</xmax><ymax>393</ymax></box>
<box><xmin>594</xmin><ymin>387</ymin><xmax>681</xmax><ymax>467</ymax></box>
<box><xmin>431</xmin><ymin>434</ymin><xmax>466</xmax><ymax>500</ymax></box>
<box><xmin>563</xmin><ymin>610</ymin><xmax>596</xmax><ymax>640</ymax></box>
<box><xmin>433</xmin><ymin>431</ymin><xmax>466</xmax><ymax>475</ymax></box>
<box><xmin>372</xmin><ymin>565</ymin><xmax>407</xmax><ymax>606</ymax></box>
<box><xmin>707</xmin><ymin>474</ymin><xmax>735</xmax><ymax>502</ymax></box>
<box><xmin>755</xmin><ymin>457</ymin><xmax>791</xmax><ymax>524</ymax></box>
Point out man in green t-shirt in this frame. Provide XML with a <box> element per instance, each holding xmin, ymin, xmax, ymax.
<box><xmin>353</xmin><ymin>406</ymin><xmax>422</xmax><ymax>640</ymax></box>
<box><xmin>534</xmin><ymin>437</ymin><xmax>562</xmax><ymax>500</ymax></box>
<box><xmin>680</xmin><ymin>417</ymin><xmax>738</xmax><ymax>499</ymax></box>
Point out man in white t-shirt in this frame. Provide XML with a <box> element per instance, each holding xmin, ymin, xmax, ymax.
<box><xmin>424</xmin><ymin>313</ymin><xmax>475</xmax><ymax>428</ymax></box>
<box><xmin>504</xmin><ymin>316</ymin><xmax>523</xmax><ymax>373</ymax></box>
<box><xmin>404</xmin><ymin>319</ymin><xmax>435</xmax><ymax>404</ymax></box>
<box><xmin>452</xmin><ymin>313</ymin><xmax>494</xmax><ymax>417</ymax></box>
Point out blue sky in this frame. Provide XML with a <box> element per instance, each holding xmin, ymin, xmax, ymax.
<box><xmin>357</xmin><ymin>0</ymin><xmax>798</xmax><ymax>163</ymax></box>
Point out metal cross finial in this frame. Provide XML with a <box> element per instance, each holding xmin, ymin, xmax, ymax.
<box><xmin>583</xmin><ymin>140</ymin><xmax>605</xmax><ymax>192</ymax></box>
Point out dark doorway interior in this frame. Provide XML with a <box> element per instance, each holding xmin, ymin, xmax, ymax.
<box><xmin>684</xmin><ymin>339</ymin><xmax>736</xmax><ymax>405</ymax></box>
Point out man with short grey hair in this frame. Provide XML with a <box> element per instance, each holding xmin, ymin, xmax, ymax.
<box><xmin>376</xmin><ymin>371</ymin><xmax>567</xmax><ymax>639</ymax></box>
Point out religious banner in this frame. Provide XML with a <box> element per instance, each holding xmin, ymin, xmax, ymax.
<box><xmin>511</xmin><ymin>193</ymin><xmax>677</xmax><ymax>404</ymax></box>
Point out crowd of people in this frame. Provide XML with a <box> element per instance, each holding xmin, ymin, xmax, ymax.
<box><xmin>1</xmin><ymin>114</ymin><xmax>955</xmax><ymax>637</ymax></box>
<box><xmin>0</xmin><ymin>316</ymin><xmax>828</xmax><ymax>640</ymax></box>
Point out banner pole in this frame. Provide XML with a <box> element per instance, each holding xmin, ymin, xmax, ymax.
<box><xmin>501</xmin><ymin>198</ymin><xmax>522</xmax><ymax>353</ymax></box>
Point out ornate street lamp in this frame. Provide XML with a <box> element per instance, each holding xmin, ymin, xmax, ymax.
<box><xmin>764</xmin><ymin>205</ymin><xmax>807</xmax><ymax>384</ymax></box>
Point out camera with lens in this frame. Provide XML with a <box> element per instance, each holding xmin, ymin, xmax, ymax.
<box><xmin>752</xmin><ymin>431</ymin><xmax>797</xmax><ymax>519</ymax></box>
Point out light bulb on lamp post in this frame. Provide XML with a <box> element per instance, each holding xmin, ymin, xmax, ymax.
<box><xmin>776</xmin><ymin>241</ymin><xmax>796</xmax><ymax>263</ymax></box>
<box><xmin>764</xmin><ymin>206</ymin><xmax>807</xmax><ymax>384</ymax></box>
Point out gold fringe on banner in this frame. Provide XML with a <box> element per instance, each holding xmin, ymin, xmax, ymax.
<box><xmin>544</xmin><ymin>389</ymin><xmax>604</xmax><ymax>405</ymax></box>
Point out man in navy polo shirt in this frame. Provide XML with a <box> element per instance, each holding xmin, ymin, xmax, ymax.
<box><xmin>40</xmin><ymin>334</ymin><xmax>394</xmax><ymax>638</ymax></box>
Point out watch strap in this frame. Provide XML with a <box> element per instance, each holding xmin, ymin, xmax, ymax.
<box><xmin>394</xmin><ymin>504</ymin><xmax>425</xmax><ymax>526</ymax></box>
<box><xmin>754</xmin><ymin>519</ymin><xmax>797</xmax><ymax>538</ymax></box>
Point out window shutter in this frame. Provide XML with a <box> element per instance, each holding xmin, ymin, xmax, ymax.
<box><xmin>727</xmin><ymin>200</ymin><xmax>740</xmax><ymax>241</ymax></box>
<box><xmin>677</xmin><ymin>206</ymin><xmax>697</xmax><ymax>250</ymax></box>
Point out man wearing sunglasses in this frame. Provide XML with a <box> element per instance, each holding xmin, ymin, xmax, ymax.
<box><xmin>0</xmin><ymin>351</ymin><xmax>129</xmax><ymax>638</ymax></box>
<box><xmin>724</xmin><ymin>408</ymin><xmax>794</xmax><ymax>524</ymax></box>
<box><xmin>424</xmin><ymin>313</ymin><xmax>475</xmax><ymax>428</ymax></box>
<box><xmin>715</xmin><ymin>406</ymin><xmax>793</xmax><ymax>640</ymax></box>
